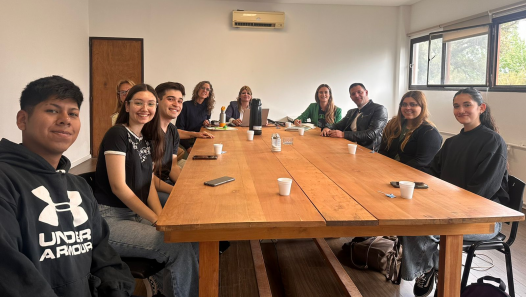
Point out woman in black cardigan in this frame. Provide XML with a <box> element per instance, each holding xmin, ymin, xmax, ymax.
<box><xmin>379</xmin><ymin>91</ymin><xmax>442</xmax><ymax>171</ymax></box>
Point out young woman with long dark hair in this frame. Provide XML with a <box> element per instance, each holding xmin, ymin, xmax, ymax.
<box><xmin>400</xmin><ymin>88</ymin><xmax>508</xmax><ymax>297</ymax></box>
<box><xmin>94</xmin><ymin>84</ymin><xmax>198</xmax><ymax>297</ymax></box>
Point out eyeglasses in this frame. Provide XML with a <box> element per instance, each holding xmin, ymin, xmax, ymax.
<box><xmin>400</xmin><ymin>102</ymin><xmax>420</xmax><ymax>108</ymax></box>
<box><xmin>200</xmin><ymin>87</ymin><xmax>211</xmax><ymax>92</ymax></box>
<box><xmin>118</xmin><ymin>90</ymin><xmax>130</xmax><ymax>95</ymax></box>
<box><xmin>131</xmin><ymin>100</ymin><xmax>157</xmax><ymax>108</ymax></box>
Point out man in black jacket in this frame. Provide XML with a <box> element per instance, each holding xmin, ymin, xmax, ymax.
<box><xmin>323</xmin><ymin>83</ymin><xmax>388</xmax><ymax>151</ymax></box>
<box><xmin>0</xmin><ymin>76</ymin><xmax>135</xmax><ymax>297</ymax></box>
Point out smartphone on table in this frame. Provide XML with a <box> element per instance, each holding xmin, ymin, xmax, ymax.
<box><xmin>390</xmin><ymin>181</ymin><xmax>428</xmax><ymax>189</ymax></box>
<box><xmin>193</xmin><ymin>155</ymin><xmax>218</xmax><ymax>160</ymax></box>
<box><xmin>204</xmin><ymin>176</ymin><xmax>235</xmax><ymax>187</ymax></box>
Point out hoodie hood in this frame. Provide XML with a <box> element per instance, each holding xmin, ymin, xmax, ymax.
<box><xmin>0</xmin><ymin>138</ymin><xmax>71</xmax><ymax>174</ymax></box>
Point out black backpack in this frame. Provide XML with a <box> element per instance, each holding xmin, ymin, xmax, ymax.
<box><xmin>461</xmin><ymin>276</ymin><xmax>510</xmax><ymax>297</ymax></box>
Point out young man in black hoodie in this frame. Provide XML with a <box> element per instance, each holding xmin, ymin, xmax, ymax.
<box><xmin>0</xmin><ymin>76</ymin><xmax>135</xmax><ymax>297</ymax></box>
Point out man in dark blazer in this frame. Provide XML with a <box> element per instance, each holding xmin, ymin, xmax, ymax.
<box><xmin>322</xmin><ymin>83</ymin><xmax>388</xmax><ymax>151</ymax></box>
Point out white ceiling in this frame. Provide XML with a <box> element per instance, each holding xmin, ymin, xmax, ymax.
<box><xmin>205</xmin><ymin>0</ymin><xmax>422</xmax><ymax>6</ymax></box>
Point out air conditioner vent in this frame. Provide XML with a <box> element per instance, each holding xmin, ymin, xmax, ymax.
<box><xmin>234</xmin><ymin>22</ymin><xmax>275</xmax><ymax>28</ymax></box>
<box><xmin>232</xmin><ymin>11</ymin><xmax>285</xmax><ymax>29</ymax></box>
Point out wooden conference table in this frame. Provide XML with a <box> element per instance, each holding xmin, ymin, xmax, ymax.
<box><xmin>157</xmin><ymin>127</ymin><xmax>524</xmax><ymax>297</ymax></box>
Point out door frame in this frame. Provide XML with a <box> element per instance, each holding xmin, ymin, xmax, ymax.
<box><xmin>89</xmin><ymin>37</ymin><xmax>144</xmax><ymax>155</ymax></box>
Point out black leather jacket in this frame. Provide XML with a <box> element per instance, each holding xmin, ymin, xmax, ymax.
<box><xmin>332</xmin><ymin>100</ymin><xmax>388</xmax><ymax>151</ymax></box>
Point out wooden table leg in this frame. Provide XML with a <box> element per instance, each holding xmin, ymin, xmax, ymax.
<box><xmin>436</xmin><ymin>235</ymin><xmax>463</xmax><ymax>297</ymax></box>
<box><xmin>199</xmin><ymin>241</ymin><xmax>219</xmax><ymax>297</ymax></box>
<box><xmin>313</xmin><ymin>238</ymin><xmax>362</xmax><ymax>297</ymax></box>
<box><xmin>250</xmin><ymin>240</ymin><xmax>273</xmax><ymax>297</ymax></box>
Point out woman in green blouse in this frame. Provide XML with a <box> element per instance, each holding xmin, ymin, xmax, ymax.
<box><xmin>294</xmin><ymin>84</ymin><xmax>342</xmax><ymax>129</ymax></box>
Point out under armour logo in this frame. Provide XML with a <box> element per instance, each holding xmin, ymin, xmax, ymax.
<box><xmin>32</xmin><ymin>186</ymin><xmax>88</xmax><ymax>227</ymax></box>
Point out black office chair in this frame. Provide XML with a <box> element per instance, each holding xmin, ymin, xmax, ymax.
<box><xmin>78</xmin><ymin>172</ymin><xmax>165</xmax><ymax>297</ymax></box>
<box><xmin>460</xmin><ymin>175</ymin><xmax>525</xmax><ymax>297</ymax></box>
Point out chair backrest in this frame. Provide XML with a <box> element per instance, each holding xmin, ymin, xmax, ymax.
<box><xmin>504</xmin><ymin>175</ymin><xmax>525</xmax><ymax>246</ymax></box>
<box><xmin>507</xmin><ymin>175</ymin><xmax>525</xmax><ymax>212</ymax></box>
<box><xmin>78</xmin><ymin>171</ymin><xmax>96</xmax><ymax>190</ymax></box>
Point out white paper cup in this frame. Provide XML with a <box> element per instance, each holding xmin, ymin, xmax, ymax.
<box><xmin>298</xmin><ymin>128</ymin><xmax>305</xmax><ymax>136</ymax></box>
<box><xmin>277</xmin><ymin>178</ymin><xmax>292</xmax><ymax>196</ymax></box>
<box><xmin>285</xmin><ymin>122</ymin><xmax>292</xmax><ymax>128</ymax></box>
<box><xmin>348</xmin><ymin>143</ymin><xmax>357</xmax><ymax>154</ymax></box>
<box><xmin>247</xmin><ymin>130</ymin><xmax>254</xmax><ymax>140</ymax></box>
<box><xmin>214</xmin><ymin>144</ymin><xmax>223</xmax><ymax>155</ymax></box>
<box><xmin>399</xmin><ymin>181</ymin><xmax>415</xmax><ymax>199</ymax></box>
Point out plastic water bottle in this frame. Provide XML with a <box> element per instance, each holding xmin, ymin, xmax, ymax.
<box><xmin>219</xmin><ymin>106</ymin><xmax>226</xmax><ymax>127</ymax></box>
<box><xmin>271</xmin><ymin>133</ymin><xmax>281</xmax><ymax>152</ymax></box>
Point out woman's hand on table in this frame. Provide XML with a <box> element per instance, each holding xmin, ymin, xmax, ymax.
<box><xmin>294</xmin><ymin>119</ymin><xmax>302</xmax><ymax>126</ymax></box>
<box><xmin>320</xmin><ymin>128</ymin><xmax>331</xmax><ymax>137</ymax></box>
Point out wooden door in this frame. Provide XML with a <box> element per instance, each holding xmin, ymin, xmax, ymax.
<box><xmin>90</xmin><ymin>37</ymin><xmax>143</xmax><ymax>157</ymax></box>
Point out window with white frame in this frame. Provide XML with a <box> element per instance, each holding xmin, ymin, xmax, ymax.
<box><xmin>408</xmin><ymin>9</ymin><xmax>526</xmax><ymax>91</ymax></box>
<box><xmin>428</xmin><ymin>25</ymin><xmax>489</xmax><ymax>86</ymax></box>
<box><xmin>409</xmin><ymin>36</ymin><xmax>429</xmax><ymax>86</ymax></box>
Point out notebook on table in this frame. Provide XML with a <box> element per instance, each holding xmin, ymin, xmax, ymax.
<box><xmin>284</xmin><ymin>123</ymin><xmax>315</xmax><ymax>131</ymax></box>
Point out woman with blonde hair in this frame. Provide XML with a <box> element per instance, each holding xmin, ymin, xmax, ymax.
<box><xmin>379</xmin><ymin>90</ymin><xmax>441</xmax><ymax>171</ymax></box>
<box><xmin>225</xmin><ymin>85</ymin><xmax>252</xmax><ymax>126</ymax></box>
<box><xmin>294</xmin><ymin>84</ymin><xmax>342</xmax><ymax>129</ymax></box>
<box><xmin>176</xmin><ymin>81</ymin><xmax>215</xmax><ymax>152</ymax></box>
<box><xmin>111</xmin><ymin>79</ymin><xmax>136</xmax><ymax>125</ymax></box>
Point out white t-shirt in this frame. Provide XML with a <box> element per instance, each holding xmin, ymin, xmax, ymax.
<box><xmin>228</xmin><ymin>106</ymin><xmax>249</xmax><ymax>123</ymax></box>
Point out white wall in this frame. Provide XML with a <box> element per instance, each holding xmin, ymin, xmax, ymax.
<box><xmin>0</xmin><ymin>0</ymin><xmax>90</xmax><ymax>166</ymax></box>
<box><xmin>89</xmin><ymin>0</ymin><xmax>400</xmax><ymax>122</ymax></box>
<box><xmin>394</xmin><ymin>5</ymin><xmax>411</xmax><ymax>101</ymax></box>
<box><xmin>410</xmin><ymin>0</ymin><xmax>520</xmax><ymax>32</ymax></box>
<box><xmin>408</xmin><ymin>0</ymin><xmax>526</xmax><ymax>189</ymax></box>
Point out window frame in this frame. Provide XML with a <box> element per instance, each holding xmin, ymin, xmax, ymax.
<box><xmin>427</xmin><ymin>24</ymin><xmax>491</xmax><ymax>88</ymax></box>
<box><xmin>491</xmin><ymin>11</ymin><xmax>526</xmax><ymax>92</ymax></box>
<box><xmin>408</xmin><ymin>10</ymin><xmax>526</xmax><ymax>92</ymax></box>
<box><xmin>408</xmin><ymin>35</ymin><xmax>429</xmax><ymax>89</ymax></box>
